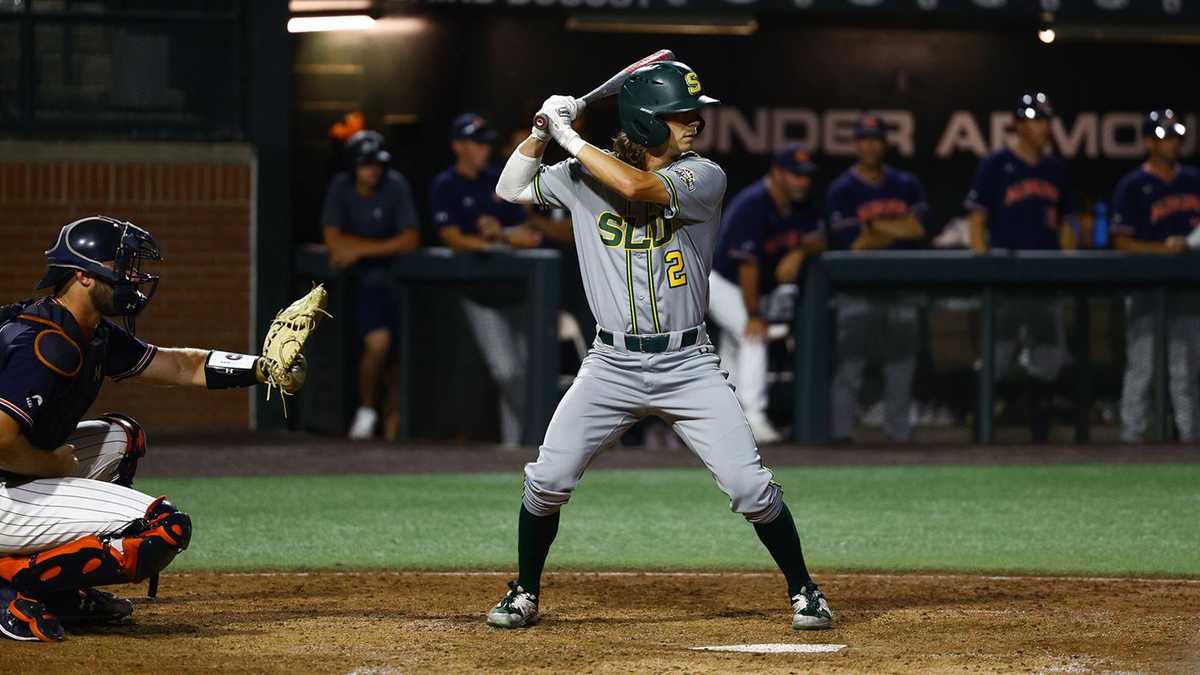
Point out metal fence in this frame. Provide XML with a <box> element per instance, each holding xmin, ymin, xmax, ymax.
<box><xmin>0</xmin><ymin>0</ymin><xmax>245</xmax><ymax>139</ymax></box>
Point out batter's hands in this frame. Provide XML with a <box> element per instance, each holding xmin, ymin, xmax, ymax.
<box><xmin>1165</xmin><ymin>235</ymin><xmax>1188</xmax><ymax>254</ymax></box>
<box><xmin>542</xmin><ymin>95</ymin><xmax>585</xmax><ymax>156</ymax></box>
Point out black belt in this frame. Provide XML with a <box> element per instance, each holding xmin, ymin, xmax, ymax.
<box><xmin>598</xmin><ymin>327</ymin><xmax>699</xmax><ymax>353</ymax></box>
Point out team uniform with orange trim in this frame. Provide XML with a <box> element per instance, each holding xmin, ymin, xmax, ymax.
<box><xmin>0</xmin><ymin>217</ymin><xmax>193</xmax><ymax>642</ymax></box>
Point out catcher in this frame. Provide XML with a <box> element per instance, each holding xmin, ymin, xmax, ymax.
<box><xmin>0</xmin><ymin>215</ymin><xmax>322</xmax><ymax>642</ymax></box>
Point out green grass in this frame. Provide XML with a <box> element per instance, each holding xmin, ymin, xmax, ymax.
<box><xmin>139</xmin><ymin>464</ymin><xmax>1200</xmax><ymax>577</ymax></box>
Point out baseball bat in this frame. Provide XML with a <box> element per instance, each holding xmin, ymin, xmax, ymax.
<box><xmin>532</xmin><ymin>49</ymin><xmax>675</xmax><ymax>135</ymax></box>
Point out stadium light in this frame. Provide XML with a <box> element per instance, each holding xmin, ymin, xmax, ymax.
<box><xmin>288</xmin><ymin>14</ymin><xmax>376</xmax><ymax>33</ymax></box>
<box><xmin>1038</xmin><ymin>27</ymin><xmax>1056</xmax><ymax>44</ymax></box>
<box><xmin>289</xmin><ymin>0</ymin><xmax>371</xmax><ymax>10</ymax></box>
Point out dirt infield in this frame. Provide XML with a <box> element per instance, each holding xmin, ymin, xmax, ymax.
<box><xmin>6</xmin><ymin>571</ymin><xmax>1196</xmax><ymax>674</ymax></box>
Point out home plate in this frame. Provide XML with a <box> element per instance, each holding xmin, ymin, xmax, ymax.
<box><xmin>691</xmin><ymin>643</ymin><xmax>847</xmax><ymax>654</ymax></box>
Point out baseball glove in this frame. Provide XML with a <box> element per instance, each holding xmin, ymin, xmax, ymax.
<box><xmin>260</xmin><ymin>284</ymin><xmax>330</xmax><ymax>415</ymax></box>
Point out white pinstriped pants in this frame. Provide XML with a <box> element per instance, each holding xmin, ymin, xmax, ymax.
<box><xmin>0</xmin><ymin>420</ymin><xmax>155</xmax><ymax>555</ymax></box>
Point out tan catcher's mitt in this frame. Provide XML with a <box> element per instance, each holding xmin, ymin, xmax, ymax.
<box><xmin>260</xmin><ymin>284</ymin><xmax>331</xmax><ymax>415</ymax></box>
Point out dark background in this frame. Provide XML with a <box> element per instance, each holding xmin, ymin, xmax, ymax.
<box><xmin>291</xmin><ymin>11</ymin><xmax>1200</xmax><ymax>249</ymax></box>
<box><xmin>4</xmin><ymin>1</ymin><xmax>1200</xmax><ymax>438</ymax></box>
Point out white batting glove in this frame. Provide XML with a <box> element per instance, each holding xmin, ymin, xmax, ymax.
<box><xmin>530</xmin><ymin>102</ymin><xmax>551</xmax><ymax>141</ymax></box>
<box><xmin>546</xmin><ymin>109</ymin><xmax>586</xmax><ymax>156</ymax></box>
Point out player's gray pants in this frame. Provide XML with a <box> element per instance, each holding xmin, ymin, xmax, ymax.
<box><xmin>0</xmin><ymin>419</ymin><xmax>154</xmax><ymax>555</ymax></box>
<box><xmin>1119</xmin><ymin>293</ymin><xmax>1200</xmax><ymax>442</ymax></box>
<box><xmin>461</xmin><ymin>298</ymin><xmax>527</xmax><ymax>447</ymax></box>
<box><xmin>993</xmin><ymin>296</ymin><xmax>1070</xmax><ymax>383</ymax></box>
<box><xmin>831</xmin><ymin>296</ymin><xmax>918</xmax><ymax>442</ymax></box>
<box><xmin>523</xmin><ymin>325</ymin><xmax>784</xmax><ymax>524</ymax></box>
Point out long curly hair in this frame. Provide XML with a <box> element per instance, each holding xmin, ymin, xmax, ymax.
<box><xmin>611</xmin><ymin>131</ymin><xmax>648</xmax><ymax>170</ymax></box>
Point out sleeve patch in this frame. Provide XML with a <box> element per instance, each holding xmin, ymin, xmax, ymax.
<box><xmin>672</xmin><ymin>167</ymin><xmax>698</xmax><ymax>192</ymax></box>
<box><xmin>33</xmin><ymin>329</ymin><xmax>82</xmax><ymax>378</ymax></box>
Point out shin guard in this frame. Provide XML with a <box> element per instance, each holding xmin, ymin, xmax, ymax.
<box><xmin>0</xmin><ymin>497</ymin><xmax>191</xmax><ymax>599</ymax></box>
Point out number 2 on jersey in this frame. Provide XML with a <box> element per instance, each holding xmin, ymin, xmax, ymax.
<box><xmin>665</xmin><ymin>250</ymin><xmax>687</xmax><ymax>288</ymax></box>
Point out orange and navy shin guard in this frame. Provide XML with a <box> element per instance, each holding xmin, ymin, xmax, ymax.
<box><xmin>0</xmin><ymin>497</ymin><xmax>191</xmax><ymax>598</ymax></box>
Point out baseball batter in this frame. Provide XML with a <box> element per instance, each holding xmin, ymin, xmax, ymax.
<box><xmin>485</xmin><ymin>60</ymin><xmax>833</xmax><ymax>630</ymax></box>
<box><xmin>0</xmin><ymin>216</ymin><xmax>308</xmax><ymax>642</ymax></box>
<box><xmin>1112</xmin><ymin>109</ymin><xmax>1200</xmax><ymax>442</ymax></box>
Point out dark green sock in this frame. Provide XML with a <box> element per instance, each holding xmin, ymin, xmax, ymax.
<box><xmin>517</xmin><ymin>505</ymin><xmax>560</xmax><ymax>596</ymax></box>
<box><xmin>753</xmin><ymin>502</ymin><xmax>815</xmax><ymax>597</ymax></box>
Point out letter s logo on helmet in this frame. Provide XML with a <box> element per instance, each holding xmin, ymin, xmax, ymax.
<box><xmin>617</xmin><ymin>60</ymin><xmax>721</xmax><ymax>147</ymax></box>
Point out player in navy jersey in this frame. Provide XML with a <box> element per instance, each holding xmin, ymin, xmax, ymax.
<box><xmin>321</xmin><ymin>130</ymin><xmax>421</xmax><ymax>440</ymax></box>
<box><xmin>1112</xmin><ymin>109</ymin><xmax>1200</xmax><ymax>442</ymax></box>
<box><xmin>708</xmin><ymin>144</ymin><xmax>826</xmax><ymax>443</ymax></box>
<box><xmin>965</xmin><ymin>93</ymin><xmax>1077</xmax><ymax>442</ymax></box>
<box><xmin>431</xmin><ymin>114</ymin><xmax>543</xmax><ymax>446</ymax></box>
<box><xmin>825</xmin><ymin>113</ymin><xmax>927</xmax><ymax>443</ymax></box>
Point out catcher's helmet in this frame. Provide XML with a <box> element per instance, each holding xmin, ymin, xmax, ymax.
<box><xmin>1015</xmin><ymin>92</ymin><xmax>1054</xmax><ymax>121</ymax></box>
<box><xmin>345</xmin><ymin>129</ymin><xmax>391</xmax><ymax>170</ymax></box>
<box><xmin>1144</xmin><ymin>109</ymin><xmax>1186</xmax><ymax>140</ymax></box>
<box><xmin>38</xmin><ymin>215</ymin><xmax>162</xmax><ymax>332</ymax></box>
<box><xmin>618</xmin><ymin>61</ymin><xmax>720</xmax><ymax>147</ymax></box>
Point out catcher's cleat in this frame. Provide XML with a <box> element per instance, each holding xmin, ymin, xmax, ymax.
<box><xmin>0</xmin><ymin>593</ymin><xmax>65</xmax><ymax>642</ymax></box>
<box><xmin>791</xmin><ymin>585</ymin><xmax>833</xmax><ymax>630</ymax></box>
<box><xmin>487</xmin><ymin>580</ymin><xmax>539</xmax><ymax>628</ymax></box>
<box><xmin>45</xmin><ymin>588</ymin><xmax>133</xmax><ymax>625</ymax></box>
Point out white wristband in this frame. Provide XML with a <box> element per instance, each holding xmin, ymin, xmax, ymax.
<box><xmin>562</xmin><ymin>133</ymin><xmax>586</xmax><ymax>157</ymax></box>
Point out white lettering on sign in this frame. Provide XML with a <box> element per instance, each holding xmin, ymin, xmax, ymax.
<box><xmin>935</xmin><ymin>111</ymin><xmax>987</xmax><ymax>157</ymax></box>
<box><xmin>697</xmin><ymin>108</ymin><xmax>1198</xmax><ymax>159</ymax></box>
<box><xmin>694</xmin><ymin>108</ymin><xmax>916</xmax><ymax>157</ymax></box>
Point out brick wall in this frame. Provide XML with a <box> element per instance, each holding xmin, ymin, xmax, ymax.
<box><xmin>0</xmin><ymin>142</ymin><xmax>256</xmax><ymax>433</ymax></box>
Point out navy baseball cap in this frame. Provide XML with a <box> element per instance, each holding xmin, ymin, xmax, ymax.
<box><xmin>451</xmin><ymin>113</ymin><xmax>498</xmax><ymax>143</ymax></box>
<box><xmin>1144</xmin><ymin>109</ymin><xmax>1187</xmax><ymax>139</ymax></box>
<box><xmin>773</xmin><ymin>143</ymin><xmax>817</xmax><ymax>175</ymax></box>
<box><xmin>1016</xmin><ymin>92</ymin><xmax>1054</xmax><ymax>120</ymax></box>
<box><xmin>854</xmin><ymin>113</ymin><xmax>887</xmax><ymax>140</ymax></box>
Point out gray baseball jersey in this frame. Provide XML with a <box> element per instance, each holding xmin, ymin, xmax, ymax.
<box><xmin>521</xmin><ymin>150</ymin><xmax>784</xmax><ymax>525</ymax></box>
<box><xmin>532</xmin><ymin>151</ymin><xmax>725</xmax><ymax>334</ymax></box>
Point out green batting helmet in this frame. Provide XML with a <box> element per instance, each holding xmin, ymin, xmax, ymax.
<box><xmin>618</xmin><ymin>61</ymin><xmax>720</xmax><ymax>147</ymax></box>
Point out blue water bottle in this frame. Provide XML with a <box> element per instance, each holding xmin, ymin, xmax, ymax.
<box><xmin>1093</xmin><ymin>201</ymin><xmax>1109</xmax><ymax>249</ymax></box>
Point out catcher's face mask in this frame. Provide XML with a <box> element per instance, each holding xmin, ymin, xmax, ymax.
<box><xmin>110</xmin><ymin>223</ymin><xmax>162</xmax><ymax>335</ymax></box>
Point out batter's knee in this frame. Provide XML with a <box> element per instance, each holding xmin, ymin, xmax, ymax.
<box><xmin>522</xmin><ymin>453</ymin><xmax>580</xmax><ymax>516</ymax></box>
<box><xmin>727</xmin><ymin>473</ymin><xmax>783</xmax><ymax>525</ymax></box>
<box><xmin>97</xmin><ymin>412</ymin><xmax>147</xmax><ymax>487</ymax></box>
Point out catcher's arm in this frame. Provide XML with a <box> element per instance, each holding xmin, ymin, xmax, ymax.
<box><xmin>137</xmin><ymin>285</ymin><xmax>329</xmax><ymax>411</ymax></box>
<box><xmin>138</xmin><ymin>347</ymin><xmax>273</xmax><ymax>389</ymax></box>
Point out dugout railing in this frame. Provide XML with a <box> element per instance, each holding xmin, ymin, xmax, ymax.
<box><xmin>293</xmin><ymin>246</ymin><xmax>562</xmax><ymax>446</ymax></box>
<box><xmin>793</xmin><ymin>250</ymin><xmax>1200</xmax><ymax>444</ymax></box>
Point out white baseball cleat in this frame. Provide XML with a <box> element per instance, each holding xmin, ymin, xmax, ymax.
<box><xmin>347</xmin><ymin>407</ymin><xmax>377</xmax><ymax>440</ymax></box>
<box><xmin>791</xmin><ymin>586</ymin><xmax>833</xmax><ymax>630</ymax></box>
<box><xmin>487</xmin><ymin>581</ymin><xmax>539</xmax><ymax>628</ymax></box>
